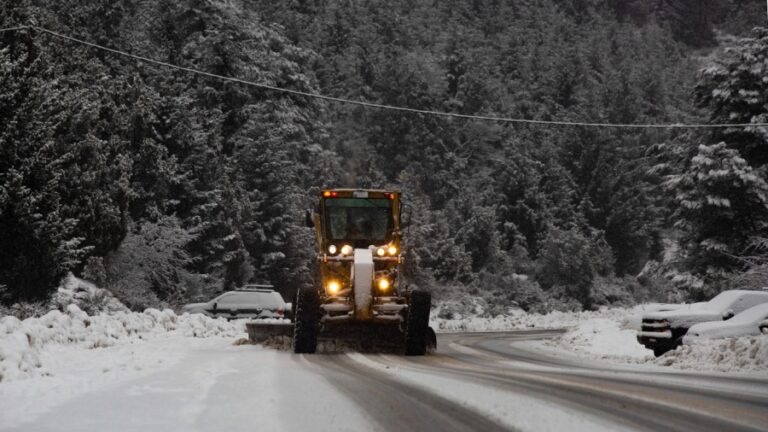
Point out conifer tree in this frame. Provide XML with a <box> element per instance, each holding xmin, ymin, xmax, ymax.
<box><xmin>668</xmin><ymin>28</ymin><xmax>768</xmax><ymax>290</ymax></box>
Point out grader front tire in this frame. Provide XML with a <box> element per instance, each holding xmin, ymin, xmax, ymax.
<box><xmin>404</xmin><ymin>290</ymin><xmax>431</xmax><ymax>356</ymax></box>
<box><xmin>293</xmin><ymin>288</ymin><xmax>320</xmax><ymax>354</ymax></box>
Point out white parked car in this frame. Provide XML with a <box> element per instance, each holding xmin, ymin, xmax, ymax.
<box><xmin>637</xmin><ymin>289</ymin><xmax>768</xmax><ymax>356</ymax></box>
<box><xmin>683</xmin><ymin>303</ymin><xmax>768</xmax><ymax>343</ymax></box>
<box><xmin>182</xmin><ymin>285</ymin><xmax>291</xmax><ymax>320</ymax></box>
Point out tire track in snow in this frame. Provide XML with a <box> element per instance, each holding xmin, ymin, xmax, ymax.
<box><xmin>301</xmin><ymin>353</ymin><xmax>513</xmax><ymax>432</ymax></box>
<box><xmin>387</xmin><ymin>332</ymin><xmax>768</xmax><ymax>432</ymax></box>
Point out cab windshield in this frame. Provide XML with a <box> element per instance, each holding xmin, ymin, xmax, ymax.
<box><xmin>325</xmin><ymin>198</ymin><xmax>392</xmax><ymax>243</ymax></box>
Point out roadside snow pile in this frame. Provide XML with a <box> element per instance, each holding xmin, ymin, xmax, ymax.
<box><xmin>0</xmin><ymin>306</ymin><xmax>243</xmax><ymax>382</ymax></box>
<box><xmin>432</xmin><ymin>303</ymin><xmax>683</xmax><ymax>334</ymax></box>
<box><xmin>431</xmin><ymin>303</ymin><xmax>674</xmax><ymax>363</ymax></box>
<box><xmin>431</xmin><ymin>306</ymin><xmax>634</xmax><ymax>333</ymax></box>
<box><xmin>542</xmin><ymin>317</ymin><xmax>652</xmax><ymax>361</ymax></box>
<box><xmin>657</xmin><ymin>336</ymin><xmax>768</xmax><ymax>372</ymax></box>
<box><xmin>448</xmin><ymin>302</ymin><xmax>768</xmax><ymax>371</ymax></box>
<box><xmin>432</xmin><ymin>305</ymin><xmax>655</xmax><ymax>361</ymax></box>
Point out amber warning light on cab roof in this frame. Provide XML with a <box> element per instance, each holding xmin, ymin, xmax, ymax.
<box><xmin>323</xmin><ymin>191</ymin><xmax>396</xmax><ymax>199</ymax></box>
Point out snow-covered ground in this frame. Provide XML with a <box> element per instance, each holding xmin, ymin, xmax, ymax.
<box><xmin>432</xmin><ymin>305</ymin><xmax>636</xmax><ymax>333</ymax></box>
<box><xmin>347</xmin><ymin>353</ymin><xmax>630</xmax><ymax>432</ymax></box>
<box><xmin>2</xmin><ymin>273</ymin><xmax>767</xmax><ymax>430</ymax></box>
<box><xmin>1</xmin><ymin>336</ymin><xmax>373</xmax><ymax>431</ymax></box>
<box><xmin>0</xmin><ymin>304</ymin><xmax>246</xmax><ymax>382</ymax></box>
<box><xmin>1</xmin><ymin>296</ymin><xmax>767</xmax><ymax>431</ymax></box>
<box><xmin>4</xmin><ymin>299</ymin><xmax>766</xmax><ymax>387</ymax></box>
<box><xmin>432</xmin><ymin>304</ymin><xmax>768</xmax><ymax>373</ymax></box>
<box><xmin>656</xmin><ymin>335</ymin><xmax>768</xmax><ymax>372</ymax></box>
<box><xmin>0</xmin><ymin>303</ymin><xmax>628</xmax><ymax>431</ymax></box>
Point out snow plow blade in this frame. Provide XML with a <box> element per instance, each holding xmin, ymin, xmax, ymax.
<box><xmin>246</xmin><ymin>321</ymin><xmax>437</xmax><ymax>352</ymax></box>
<box><xmin>246</xmin><ymin>321</ymin><xmax>294</xmax><ymax>342</ymax></box>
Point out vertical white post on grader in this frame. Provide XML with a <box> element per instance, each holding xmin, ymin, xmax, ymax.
<box><xmin>246</xmin><ymin>189</ymin><xmax>435</xmax><ymax>355</ymax></box>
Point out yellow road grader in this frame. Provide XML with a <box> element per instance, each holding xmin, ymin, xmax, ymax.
<box><xmin>292</xmin><ymin>188</ymin><xmax>433</xmax><ymax>355</ymax></box>
<box><xmin>246</xmin><ymin>188</ymin><xmax>434</xmax><ymax>354</ymax></box>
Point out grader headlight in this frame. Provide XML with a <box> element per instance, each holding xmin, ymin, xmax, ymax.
<box><xmin>326</xmin><ymin>280</ymin><xmax>341</xmax><ymax>295</ymax></box>
<box><xmin>377</xmin><ymin>278</ymin><xmax>391</xmax><ymax>291</ymax></box>
<box><xmin>387</xmin><ymin>245</ymin><xmax>398</xmax><ymax>256</ymax></box>
<box><xmin>328</xmin><ymin>244</ymin><xmax>338</xmax><ymax>255</ymax></box>
<box><xmin>376</xmin><ymin>247</ymin><xmax>386</xmax><ymax>257</ymax></box>
<box><xmin>340</xmin><ymin>244</ymin><xmax>353</xmax><ymax>256</ymax></box>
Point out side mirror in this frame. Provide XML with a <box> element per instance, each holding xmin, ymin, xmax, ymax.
<box><xmin>722</xmin><ymin>309</ymin><xmax>734</xmax><ymax>320</ymax></box>
<box><xmin>285</xmin><ymin>302</ymin><xmax>293</xmax><ymax>313</ymax></box>
<box><xmin>305</xmin><ymin>209</ymin><xmax>314</xmax><ymax>228</ymax></box>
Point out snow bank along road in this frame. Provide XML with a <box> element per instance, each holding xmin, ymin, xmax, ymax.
<box><xmin>2</xmin><ymin>330</ymin><xmax>768</xmax><ymax>432</ymax></box>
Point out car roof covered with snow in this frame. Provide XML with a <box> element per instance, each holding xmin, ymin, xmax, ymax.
<box><xmin>723</xmin><ymin>302</ymin><xmax>768</xmax><ymax>323</ymax></box>
<box><xmin>705</xmin><ymin>289</ymin><xmax>768</xmax><ymax>311</ymax></box>
<box><xmin>215</xmin><ymin>290</ymin><xmax>285</xmax><ymax>308</ymax></box>
<box><xmin>685</xmin><ymin>303</ymin><xmax>768</xmax><ymax>340</ymax></box>
<box><xmin>645</xmin><ymin>290</ymin><xmax>768</xmax><ymax>320</ymax></box>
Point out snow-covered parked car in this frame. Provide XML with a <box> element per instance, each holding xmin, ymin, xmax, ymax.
<box><xmin>637</xmin><ymin>289</ymin><xmax>768</xmax><ymax>356</ymax></box>
<box><xmin>683</xmin><ymin>303</ymin><xmax>768</xmax><ymax>343</ymax></box>
<box><xmin>181</xmin><ymin>285</ymin><xmax>291</xmax><ymax>320</ymax></box>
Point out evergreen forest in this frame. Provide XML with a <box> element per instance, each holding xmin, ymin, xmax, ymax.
<box><xmin>1</xmin><ymin>0</ymin><xmax>767</xmax><ymax>316</ymax></box>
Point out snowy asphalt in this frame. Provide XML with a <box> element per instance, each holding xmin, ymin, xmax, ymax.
<box><xmin>3</xmin><ymin>330</ymin><xmax>768</xmax><ymax>431</ymax></box>
<box><xmin>406</xmin><ymin>331</ymin><xmax>768</xmax><ymax>431</ymax></box>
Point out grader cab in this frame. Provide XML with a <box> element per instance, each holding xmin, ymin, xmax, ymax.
<box><xmin>292</xmin><ymin>189</ymin><xmax>433</xmax><ymax>355</ymax></box>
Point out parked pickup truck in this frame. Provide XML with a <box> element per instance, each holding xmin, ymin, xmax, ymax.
<box><xmin>637</xmin><ymin>289</ymin><xmax>768</xmax><ymax>356</ymax></box>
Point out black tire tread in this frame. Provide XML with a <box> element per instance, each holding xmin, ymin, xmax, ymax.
<box><xmin>293</xmin><ymin>287</ymin><xmax>320</xmax><ymax>354</ymax></box>
<box><xmin>404</xmin><ymin>290</ymin><xmax>431</xmax><ymax>356</ymax></box>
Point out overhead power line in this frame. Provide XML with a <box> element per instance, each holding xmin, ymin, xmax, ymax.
<box><xmin>2</xmin><ymin>24</ymin><xmax>768</xmax><ymax>130</ymax></box>
<box><xmin>0</xmin><ymin>26</ymin><xmax>30</xmax><ymax>33</ymax></box>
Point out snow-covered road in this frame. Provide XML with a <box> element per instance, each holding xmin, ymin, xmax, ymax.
<box><xmin>429</xmin><ymin>332</ymin><xmax>768</xmax><ymax>431</ymax></box>
<box><xmin>2</xmin><ymin>331</ymin><xmax>768</xmax><ymax>432</ymax></box>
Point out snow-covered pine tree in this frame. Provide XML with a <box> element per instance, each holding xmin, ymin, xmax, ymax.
<box><xmin>667</xmin><ymin>28</ymin><xmax>768</xmax><ymax>294</ymax></box>
<box><xmin>0</xmin><ymin>26</ymin><xmax>95</xmax><ymax>301</ymax></box>
<box><xmin>105</xmin><ymin>216</ymin><xmax>197</xmax><ymax>309</ymax></box>
<box><xmin>667</xmin><ymin>142</ymin><xmax>768</xmax><ymax>293</ymax></box>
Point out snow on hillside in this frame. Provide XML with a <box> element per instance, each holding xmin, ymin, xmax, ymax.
<box><xmin>51</xmin><ymin>273</ymin><xmax>129</xmax><ymax>314</ymax></box>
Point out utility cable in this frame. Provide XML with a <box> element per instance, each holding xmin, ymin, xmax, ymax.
<box><xmin>2</xmin><ymin>24</ymin><xmax>768</xmax><ymax>130</ymax></box>
<box><xmin>0</xmin><ymin>26</ymin><xmax>30</xmax><ymax>33</ymax></box>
